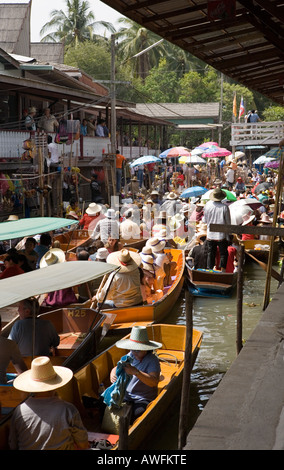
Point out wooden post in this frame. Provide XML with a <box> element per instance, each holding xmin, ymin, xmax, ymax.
<box><xmin>38</xmin><ymin>147</ymin><xmax>44</xmax><ymax>216</ymax></box>
<box><xmin>263</xmin><ymin>149</ymin><xmax>283</xmax><ymax>310</ymax></box>
<box><xmin>236</xmin><ymin>245</ymin><xmax>244</xmax><ymax>354</ymax></box>
<box><xmin>178</xmin><ymin>286</ymin><xmax>193</xmax><ymax>450</ymax></box>
<box><xmin>118</xmin><ymin>404</ymin><xmax>132</xmax><ymax>450</ymax></box>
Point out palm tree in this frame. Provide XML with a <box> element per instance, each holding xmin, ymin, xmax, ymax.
<box><xmin>117</xmin><ymin>18</ymin><xmax>165</xmax><ymax>81</ymax></box>
<box><xmin>40</xmin><ymin>0</ymin><xmax>115</xmax><ymax>47</ymax></box>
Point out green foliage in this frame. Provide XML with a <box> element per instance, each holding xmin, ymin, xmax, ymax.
<box><xmin>179</xmin><ymin>69</ymin><xmax>219</xmax><ymax>102</ymax></box>
<box><xmin>64</xmin><ymin>41</ymin><xmax>111</xmax><ymax>80</ymax></box>
<box><xmin>262</xmin><ymin>106</ymin><xmax>284</xmax><ymax>121</ymax></box>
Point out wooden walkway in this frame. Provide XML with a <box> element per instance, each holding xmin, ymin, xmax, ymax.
<box><xmin>186</xmin><ymin>282</ymin><xmax>284</xmax><ymax>450</ymax></box>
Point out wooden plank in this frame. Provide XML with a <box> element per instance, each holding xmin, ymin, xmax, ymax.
<box><xmin>209</xmin><ymin>224</ymin><xmax>284</xmax><ymax>236</ymax></box>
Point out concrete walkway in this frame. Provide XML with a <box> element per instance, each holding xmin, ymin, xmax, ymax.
<box><xmin>186</xmin><ymin>282</ymin><xmax>284</xmax><ymax>450</ymax></box>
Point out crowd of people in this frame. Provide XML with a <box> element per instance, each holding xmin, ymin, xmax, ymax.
<box><xmin>1</xmin><ymin>141</ymin><xmax>283</xmax><ymax>450</ymax></box>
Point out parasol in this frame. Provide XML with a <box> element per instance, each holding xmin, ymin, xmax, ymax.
<box><xmin>160</xmin><ymin>146</ymin><xmax>191</xmax><ymax>158</ymax></box>
<box><xmin>179</xmin><ymin>155</ymin><xmax>206</xmax><ymax>165</ymax></box>
<box><xmin>253</xmin><ymin>155</ymin><xmax>273</xmax><ymax>165</ymax></box>
<box><xmin>264</xmin><ymin>160</ymin><xmax>280</xmax><ymax>169</ymax></box>
<box><xmin>201</xmin><ymin>188</ymin><xmax>237</xmax><ymax>202</ymax></box>
<box><xmin>265</xmin><ymin>148</ymin><xmax>283</xmax><ymax>159</ymax></box>
<box><xmin>180</xmin><ymin>186</ymin><xmax>208</xmax><ymax>198</ymax></box>
<box><xmin>129</xmin><ymin>155</ymin><xmax>161</xmax><ymax>168</ymax></box>
<box><xmin>202</xmin><ymin>147</ymin><xmax>232</xmax><ymax>158</ymax></box>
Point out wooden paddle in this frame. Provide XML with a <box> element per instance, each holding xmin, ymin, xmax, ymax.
<box><xmin>245</xmin><ymin>250</ymin><xmax>283</xmax><ymax>283</ymax></box>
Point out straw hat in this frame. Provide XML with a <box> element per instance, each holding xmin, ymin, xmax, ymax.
<box><xmin>107</xmin><ymin>248</ymin><xmax>141</xmax><ymax>273</ymax></box>
<box><xmin>86</xmin><ymin>203</ymin><xmax>101</xmax><ymax>215</ymax></box>
<box><xmin>196</xmin><ymin>230</ymin><xmax>207</xmax><ymax>243</ymax></box>
<box><xmin>66</xmin><ymin>211</ymin><xmax>79</xmax><ymax>220</ymax></box>
<box><xmin>166</xmin><ymin>192</ymin><xmax>178</xmax><ymax>200</ymax></box>
<box><xmin>242</xmin><ymin>213</ymin><xmax>255</xmax><ymax>226</ymax></box>
<box><xmin>259</xmin><ymin>213</ymin><xmax>273</xmax><ymax>224</ymax></box>
<box><xmin>29</xmin><ymin>107</ymin><xmax>37</xmax><ymax>113</ymax></box>
<box><xmin>116</xmin><ymin>326</ymin><xmax>162</xmax><ymax>351</ymax></box>
<box><xmin>96</xmin><ymin>247</ymin><xmax>109</xmax><ymax>260</ymax></box>
<box><xmin>40</xmin><ymin>248</ymin><xmax>65</xmax><ymax>268</ymax></box>
<box><xmin>6</xmin><ymin>215</ymin><xmax>19</xmax><ymax>221</ymax></box>
<box><xmin>209</xmin><ymin>188</ymin><xmax>226</xmax><ymax>201</ymax></box>
<box><xmin>168</xmin><ymin>218</ymin><xmax>181</xmax><ymax>232</ymax></box>
<box><xmin>146</xmin><ymin>237</ymin><xmax>166</xmax><ymax>253</ymax></box>
<box><xmin>141</xmin><ymin>246</ymin><xmax>153</xmax><ymax>256</ymax></box>
<box><xmin>141</xmin><ymin>254</ymin><xmax>155</xmax><ymax>274</ymax></box>
<box><xmin>13</xmin><ymin>356</ymin><xmax>73</xmax><ymax>393</ymax></box>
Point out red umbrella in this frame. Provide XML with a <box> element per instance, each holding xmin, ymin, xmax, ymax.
<box><xmin>166</xmin><ymin>146</ymin><xmax>191</xmax><ymax>158</ymax></box>
<box><xmin>198</xmin><ymin>141</ymin><xmax>219</xmax><ymax>148</ymax></box>
<box><xmin>202</xmin><ymin>147</ymin><xmax>232</xmax><ymax>158</ymax></box>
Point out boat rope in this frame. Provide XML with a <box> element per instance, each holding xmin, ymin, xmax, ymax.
<box><xmin>156</xmin><ymin>352</ymin><xmax>178</xmax><ymax>366</ymax></box>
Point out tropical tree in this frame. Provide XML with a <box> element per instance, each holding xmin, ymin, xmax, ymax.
<box><xmin>40</xmin><ymin>0</ymin><xmax>115</xmax><ymax>47</ymax></box>
<box><xmin>64</xmin><ymin>41</ymin><xmax>112</xmax><ymax>81</ymax></box>
<box><xmin>116</xmin><ymin>18</ymin><xmax>165</xmax><ymax>81</ymax></box>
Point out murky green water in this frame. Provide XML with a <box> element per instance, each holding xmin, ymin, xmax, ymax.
<box><xmin>143</xmin><ymin>260</ymin><xmax>280</xmax><ymax>450</ymax></box>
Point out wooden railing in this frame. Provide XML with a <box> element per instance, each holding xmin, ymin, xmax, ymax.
<box><xmin>230</xmin><ymin>121</ymin><xmax>284</xmax><ymax>147</ymax></box>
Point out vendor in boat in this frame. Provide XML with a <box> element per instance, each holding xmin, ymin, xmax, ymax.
<box><xmin>109</xmin><ymin>326</ymin><xmax>162</xmax><ymax>424</ymax></box>
<box><xmin>78</xmin><ymin>202</ymin><xmax>103</xmax><ymax>230</ymax></box>
<box><xmin>0</xmin><ymin>253</ymin><xmax>25</xmax><ymax>279</ymax></box>
<box><xmin>0</xmin><ymin>314</ymin><xmax>27</xmax><ymax>384</ymax></box>
<box><xmin>94</xmin><ymin>249</ymin><xmax>143</xmax><ymax>309</ymax></box>
<box><xmin>188</xmin><ymin>228</ymin><xmax>208</xmax><ymax>270</ymax></box>
<box><xmin>65</xmin><ymin>197</ymin><xmax>82</xmax><ymax>219</ymax></box>
<box><xmin>18</xmin><ymin>237</ymin><xmax>38</xmax><ymax>270</ymax></box>
<box><xmin>146</xmin><ymin>238</ymin><xmax>171</xmax><ymax>287</ymax></box>
<box><xmin>257</xmin><ymin>213</ymin><xmax>273</xmax><ymax>241</ymax></box>
<box><xmin>8</xmin><ymin>298</ymin><xmax>60</xmax><ymax>357</ymax></box>
<box><xmin>9</xmin><ymin>356</ymin><xmax>89</xmax><ymax>450</ymax></box>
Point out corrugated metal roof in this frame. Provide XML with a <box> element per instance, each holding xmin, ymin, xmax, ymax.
<box><xmin>133</xmin><ymin>102</ymin><xmax>219</xmax><ymax>119</ymax></box>
<box><xmin>101</xmin><ymin>0</ymin><xmax>284</xmax><ymax>105</ymax></box>
<box><xmin>0</xmin><ymin>4</ymin><xmax>30</xmax><ymax>55</ymax></box>
<box><xmin>30</xmin><ymin>43</ymin><xmax>64</xmax><ymax>65</ymax></box>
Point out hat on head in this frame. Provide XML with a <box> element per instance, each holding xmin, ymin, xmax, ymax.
<box><xmin>106</xmin><ymin>208</ymin><xmax>116</xmax><ymax>218</ymax></box>
<box><xmin>146</xmin><ymin>237</ymin><xmax>166</xmax><ymax>253</ymax></box>
<box><xmin>29</xmin><ymin>107</ymin><xmax>36</xmax><ymax>113</ymax></box>
<box><xmin>107</xmin><ymin>248</ymin><xmax>141</xmax><ymax>273</ymax></box>
<box><xmin>151</xmin><ymin>190</ymin><xmax>159</xmax><ymax>196</ymax></box>
<box><xmin>141</xmin><ymin>246</ymin><xmax>153</xmax><ymax>256</ymax></box>
<box><xmin>6</xmin><ymin>215</ymin><xmax>19</xmax><ymax>221</ymax></box>
<box><xmin>168</xmin><ymin>218</ymin><xmax>181</xmax><ymax>232</ymax></box>
<box><xmin>141</xmin><ymin>254</ymin><xmax>155</xmax><ymax>274</ymax></box>
<box><xmin>96</xmin><ymin>247</ymin><xmax>109</xmax><ymax>260</ymax></box>
<box><xmin>242</xmin><ymin>213</ymin><xmax>255</xmax><ymax>226</ymax></box>
<box><xmin>40</xmin><ymin>248</ymin><xmax>65</xmax><ymax>268</ymax></box>
<box><xmin>209</xmin><ymin>188</ymin><xmax>226</xmax><ymax>201</ymax></box>
<box><xmin>259</xmin><ymin>213</ymin><xmax>273</xmax><ymax>224</ymax></box>
<box><xmin>166</xmin><ymin>192</ymin><xmax>178</xmax><ymax>200</ymax></box>
<box><xmin>116</xmin><ymin>326</ymin><xmax>162</xmax><ymax>351</ymax></box>
<box><xmin>86</xmin><ymin>203</ymin><xmax>101</xmax><ymax>215</ymax></box>
<box><xmin>13</xmin><ymin>356</ymin><xmax>73</xmax><ymax>393</ymax></box>
<box><xmin>196</xmin><ymin>230</ymin><xmax>207</xmax><ymax>243</ymax></box>
<box><xmin>66</xmin><ymin>211</ymin><xmax>79</xmax><ymax>220</ymax></box>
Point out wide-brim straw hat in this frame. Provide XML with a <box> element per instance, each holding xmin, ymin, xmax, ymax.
<box><xmin>168</xmin><ymin>219</ymin><xmax>181</xmax><ymax>231</ymax></box>
<box><xmin>40</xmin><ymin>248</ymin><xmax>65</xmax><ymax>268</ymax></box>
<box><xmin>116</xmin><ymin>326</ymin><xmax>162</xmax><ymax>351</ymax></box>
<box><xmin>86</xmin><ymin>203</ymin><xmax>102</xmax><ymax>215</ymax></box>
<box><xmin>196</xmin><ymin>231</ymin><xmax>207</xmax><ymax>242</ymax></box>
<box><xmin>107</xmin><ymin>248</ymin><xmax>141</xmax><ymax>273</ymax></box>
<box><xmin>6</xmin><ymin>215</ymin><xmax>19</xmax><ymax>221</ymax></box>
<box><xmin>242</xmin><ymin>213</ymin><xmax>255</xmax><ymax>226</ymax></box>
<box><xmin>13</xmin><ymin>356</ymin><xmax>73</xmax><ymax>393</ymax></box>
<box><xmin>141</xmin><ymin>255</ymin><xmax>155</xmax><ymax>273</ymax></box>
<box><xmin>146</xmin><ymin>237</ymin><xmax>166</xmax><ymax>253</ymax></box>
<box><xmin>166</xmin><ymin>192</ymin><xmax>178</xmax><ymax>200</ymax></box>
<box><xmin>259</xmin><ymin>213</ymin><xmax>273</xmax><ymax>223</ymax></box>
<box><xmin>209</xmin><ymin>188</ymin><xmax>226</xmax><ymax>201</ymax></box>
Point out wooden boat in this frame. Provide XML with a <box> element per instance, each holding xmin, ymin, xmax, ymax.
<box><xmin>185</xmin><ymin>261</ymin><xmax>237</xmax><ymax>298</ymax></box>
<box><xmin>0</xmin><ymin>324</ymin><xmax>203</xmax><ymax>450</ymax></box>
<box><xmin>78</xmin><ymin>249</ymin><xmax>185</xmax><ymax>332</ymax></box>
<box><xmin>239</xmin><ymin>238</ymin><xmax>279</xmax><ymax>263</ymax></box>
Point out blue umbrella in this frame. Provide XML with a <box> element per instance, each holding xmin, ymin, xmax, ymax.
<box><xmin>265</xmin><ymin>148</ymin><xmax>283</xmax><ymax>159</ymax></box>
<box><xmin>129</xmin><ymin>155</ymin><xmax>161</xmax><ymax>168</ymax></box>
<box><xmin>180</xmin><ymin>186</ymin><xmax>207</xmax><ymax>198</ymax></box>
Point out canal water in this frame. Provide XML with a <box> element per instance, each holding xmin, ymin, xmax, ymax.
<box><xmin>143</xmin><ymin>260</ymin><xmax>280</xmax><ymax>450</ymax></box>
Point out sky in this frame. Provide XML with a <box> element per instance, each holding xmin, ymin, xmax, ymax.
<box><xmin>1</xmin><ymin>0</ymin><xmax>124</xmax><ymax>41</ymax></box>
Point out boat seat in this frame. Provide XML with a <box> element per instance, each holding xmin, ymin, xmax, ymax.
<box><xmin>158</xmin><ymin>362</ymin><xmax>179</xmax><ymax>391</ymax></box>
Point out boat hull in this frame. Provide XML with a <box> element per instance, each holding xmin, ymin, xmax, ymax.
<box><xmin>186</xmin><ymin>264</ymin><xmax>237</xmax><ymax>298</ymax></box>
<box><xmin>240</xmin><ymin>239</ymin><xmax>279</xmax><ymax>263</ymax></box>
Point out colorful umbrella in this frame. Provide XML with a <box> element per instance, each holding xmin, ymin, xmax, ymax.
<box><xmin>179</xmin><ymin>155</ymin><xmax>206</xmax><ymax>165</ymax></box>
<box><xmin>202</xmin><ymin>147</ymin><xmax>232</xmax><ymax>158</ymax></box>
<box><xmin>199</xmin><ymin>141</ymin><xmax>219</xmax><ymax>148</ymax></box>
<box><xmin>264</xmin><ymin>160</ymin><xmax>280</xmax><ymax>169</ymax></box>
<box><xmin>129</xmin><ymin>155</ymin><xmax>161</xmax><ymax>167</ymax></box>
<box><xmin>265</xmin><ymin>148</ymin><xmax>283</xmax><ymax>159</ymax></box>
<box><xmin>180</xmin><ymin>186</ymin><xmax>208</xmax><ymax>198</ymax></box>
<box><xmin>202</xmin><ymin>189</ymin><xmax>237</xmax><ymax>201</ymax></box>
<box><xmin>160</xmin><ymin>146</ymin><xmax>191</xmax><ymax>158</ymax></box>
<box><xmin>253</xmin><ymin>155</ymin><xmax>273</xmax><ymax>165</ymax></box>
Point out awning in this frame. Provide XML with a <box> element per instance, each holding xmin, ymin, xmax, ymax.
<box><xmin>0</xmin><ymin>217</ymin><xmax>78</xmax><ymax>241</ymax></box>
<box><xmin>0</xmin><ymin>261</ymin><xmax>117</xmax><ymax>309</ymax></box>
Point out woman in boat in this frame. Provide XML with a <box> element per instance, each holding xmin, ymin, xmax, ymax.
<box><xmin>78</xmin><ymin>202</ymin><xmax>103</xmax><ymax>230</ymax></box>
<box><xmin>94</xmin><ymin>249</ymin><xmax>143</xmax><ymax>309</ymax></box>
<box><xmin>109</xmin><ymin>326</ymin><xmax>162</xmax><ymax>424</ymax></box>
<box><xmin>188</xmin><ymin>228</ymin><xmax>209</xmax><ymax>270</ymax></box>
<box><xmin>241</xmin><ymin>213</ymin><xmax>257</xmax><ymax>240</ymax></box>
<box><xmin>18</xmin><ymin>237</ymin><xmax>38</xmax><ymax>270</ymax></box>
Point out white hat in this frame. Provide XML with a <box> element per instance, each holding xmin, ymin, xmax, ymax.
<box><xmin>86</xmin><ymin>203</ymin><xmax>101</xmax><ymax>215</ymax></box>
<box><xmin>40</xmin><ymin>248</ymin><xmax>66</xmax><ymax>268</ymax></box>
<box><xmin>146</xmin><ymin>237</ymin><xmax>166</xmax><ymax>253</ymax></box>
<box><xmin>141</xmin><ymin>254</ymin><xmax>155</xmax><ymax>274</ymax></box>
<box><xmin>107</xmin><ymin>248</ymin><xmax>141</xmax><ymax>273</ymax></box>
<box><xmin>166</xmin><ymin>192</ymin><xmax>178</xmax><ymax>200</ymax></box>
<box><xmin>116</xmin><ymin>326</ymin><xmax>162</xmax><ymax>351</ymax></box>
<box><xmin>13</xmin><ymin>356</ymin><xmax>73</xmax><ymax>393</ymax></box>
<box><xmin>242</xmin><ymin>213</ymin><xmax>255</xmax><ymax>226</ymax></box>
<box><xmin>96</xmin><ymin>247</ymin><xmax>109</xmax><ymax>260</ymax></box>
<box><xmin>106</xmin><ymin>208</ymin><xmax>116</xmax><ymax>218</ymax></box>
